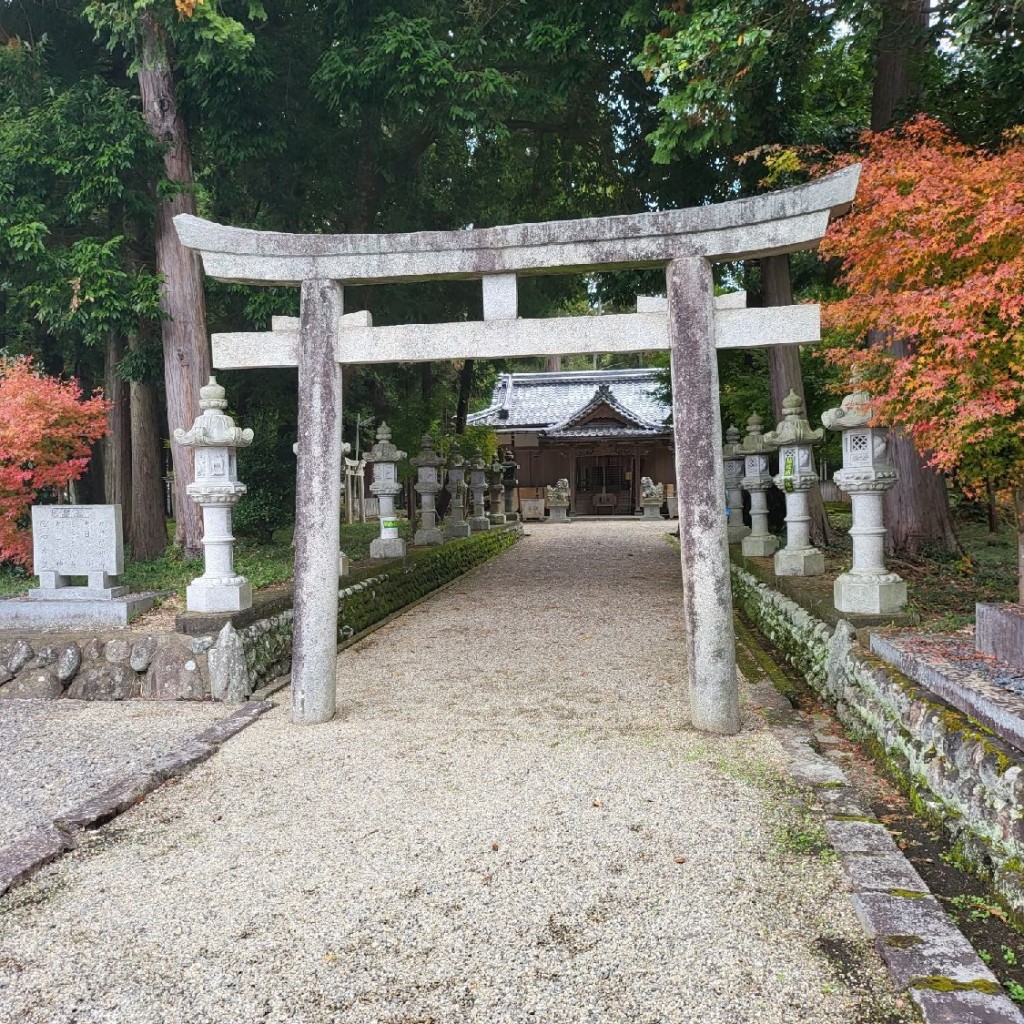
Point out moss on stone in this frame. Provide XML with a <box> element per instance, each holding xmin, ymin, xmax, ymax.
<box><xmin>888</xmin><ymin>889</ymin><xmax>930</xmax><ymax>900</ymax></box>
<box><xmin>882</xmin><ymin>934</ymin><xmax>924</xmax><ymax>948</ymax></box>
<box><xmin>908</xmin><ymin>976</ymin><xmax>1002</xmax><ymax>995</ymax></box>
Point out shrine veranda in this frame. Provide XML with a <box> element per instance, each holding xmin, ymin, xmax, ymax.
<box><xmin>174</xmin><ymin>165</ymin><xmax>862</xmax><ymax>735</ymax></box>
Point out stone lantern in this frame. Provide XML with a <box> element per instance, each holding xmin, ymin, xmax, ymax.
<box><xmin>738</xmin><ymin>413</ymin><xmax>778</xmax><ymax>558</ymax></box>
<box><xmin>501</xmin><ymin>450</ymin><xmax>520</xmax><ymax>522</ymax></box>
<box><xmin>174</xmin><ymin>377</ymin><xmax>254</xmax><ymax>612</ymax></box>
<box><xmin>487</xmin><ymin>456</ymin><xmax>507</xmax><ymax>526</ymax></box>
<box><xmin>822</xmin><ymin>389</ymin><xmax>906</xmax><ymax>613</ymax></box>
<box><xmin>444</xmin><ymin>442</ymin><xmax>471</xmax><ymax>540</ymax></box>
<box><xmin>764</xmin><ymin>390</ymin><xmax>824</xmax><ymax>577</ymax></box>
<box><xmin>722</xmin><ymin>425</ymin><xmax>750</xmax><ymax>544</ymax></box>
<box><xmin>366</xmin><ymin>422</ymin><xmax>407</xmax><ymax>559</ymax></box>
<box><xmin>412</xmin><ymin>434</ymin><xmax>445</xmax><ymax>546</ymax></box>
<box><xmin>468</xmin><ymin>448</ymin><xmax>491</xmax><ymax>532</ymax></box>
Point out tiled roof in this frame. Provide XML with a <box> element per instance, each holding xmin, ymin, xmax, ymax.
<box><xmin>467</xmin><ymin>369</ymin><xmax>670</xmax><ymax>435</ymax></box>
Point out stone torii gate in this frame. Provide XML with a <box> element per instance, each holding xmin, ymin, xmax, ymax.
<box><xmin>174</xmin><ymin>165</ymin><xmax>859</xmax><ymax>735</ymax></box>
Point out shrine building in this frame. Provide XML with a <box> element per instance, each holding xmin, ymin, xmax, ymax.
<box><xmin>467</xmin><ymin>368</ymin><xmax>674</xmax><ymax>515</ymax></box>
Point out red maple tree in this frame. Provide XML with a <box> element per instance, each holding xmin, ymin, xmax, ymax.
<box><xmin>819</xmin><ymin>115</ymin><xmax>1024</xmax><ymax>598</ymax></box>
<box><xmin>0</xmin><ymin>357</ymin><xmax>111</xmax><ymax>569</ymax></box>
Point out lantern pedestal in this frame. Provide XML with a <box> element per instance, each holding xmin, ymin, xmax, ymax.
<box><xmin>502</xmin><ymin>451</ymin><xmax>520</xmax><ymax>522</ymax></box>
<box><xmin>468</xmin><ymin>449</ymin><xmax>491</xmax><ymax>532</ymax></box>
<box><xmin>445</xmin><ymin>444</ymin><xmax>472</xmax><ymax>540</ymax></box>
<box><xmin>739</xmin><ymin>415</ymin><xmax>778</xmax><ymax>558</ymax></box>
<box><xmin>487</xmin><ymin>458</ymin><xmax>507</xmax><ymax>526</ymax></box>
<box><xmin>412</xmin><ymin>434</ymin><xmax>445</xmax><ymax>546</ymax></box>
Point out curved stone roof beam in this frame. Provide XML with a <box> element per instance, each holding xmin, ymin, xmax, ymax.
<box><xmin>175</xmin><ymin>166</ymin><xmax>859</xmax><ymax>286</ymax></box>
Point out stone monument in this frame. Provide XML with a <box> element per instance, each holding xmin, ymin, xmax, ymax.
<box><xmin>501</xmin><ymin>450</ymin><xmax>520</xmax><ymax>522</ymax></box>
<box><xmin>722</xmin><ymin>425</ymin><xmax>750</xmax><ymax>544</ymax></box>
<box><xmin>366</xmin><ymin>422</ymin><xmax>407</xmax><ymax>559</ymax></box>
<box><xmin>175</xmin><ymin>377</ymin><xmax>255</xmax><ymax>612</ymax></box>
<box><xmin>468</xmin><ymin>449</ymin><xmax>491</xmax><ymax>532</ymax></box>
<box><xmin>546</xmin><ymin>478</ymin><xmax>571</xmax><ymax>523</ymax></box>
<box><xmin>411</xmin><ymin>433</ymin><xmax>445</xmax><ymax>546</ymax></box>
<box><xmin>444</xmin><ymin>442</ymin><xmax>471</xmax><ymax>540</ymax></box>
<box><xmin>0</xmin><ymin>505</ymin><xmax>162</xmax><ymax>628</ymax></box>
<box><xmin>640</xmin><ymin>477</ymin><xmax>663</xmax><ymax>520</ymax></box>
<box><xmin>822</xmin><ymin>389</ymin><xmax>906</xmax><ymax>613</ymax></box>
<box><xmin>487</xmin><ymin>456</ymin><xmax>507</xmax><ymax>526</ymax></box>
<box><xmin>764</xmin><ymin>391</ymin><xmax>824</xmax><ymax>577</ymax></box>
<box><xmin>738</xmin><ymin>413</ymin><xmax>779</xmax><ymax>558</ymax></box>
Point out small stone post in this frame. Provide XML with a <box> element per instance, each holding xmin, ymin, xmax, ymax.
<box><xmin>722</xmin><ymin>425</ymin><xmax>750</xmax><ymax>544</ymax></box>
<box><xmin>764</xmin><ymin>391</ymin><xmax>825</xmax><ymax>577</ymax></box>
<box><xmin>412</xmin><ymin>434</ymin><xmax>445</xmax><ymax>546</ymax></box>
<box><xmin>468</xmin><ymin>448</ymin><xmax>491</xmax><ymax>532</ymax></box>
<box><xmin>501</xmin><ymin>450</ymin><xmax>520</xmax><ymax>522</ymax></box>
<box><xmin>738</xmin><ymin>413</ymin><xmax>778</xmax><ymax>558</ymax></box>
<box><xmin>444</xmin><ymin>442</ymin><xmax>471</xmax><ymax>540</ymax></box>
<box><xmin>174</xmin><ymin>378</ymin><xmax>254</xmax><ymax>613</ymax></box>
<box><xmin>822</xmin><ymin>390</ymin><xmax>906</xmax><ymax>613</ymax></box>
<box><xmin>487</xmin><ymin>456</ymin><xmax>507</xmax><ymax>526</ymax></box>
<box><xmin>366</xmin><ymin>422</ymin><xmax>407</xmax><ymax>558</ymax></box>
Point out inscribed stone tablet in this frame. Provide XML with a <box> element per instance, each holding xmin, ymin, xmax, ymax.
<box><xmin>32</xmin><ymin>505</ymin><xmax>124</xmax><ymax>576</ymax></box>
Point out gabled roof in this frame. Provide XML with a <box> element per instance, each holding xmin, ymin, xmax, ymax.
<box><xmin>467</xmin><ymin>369</ymin><xmax>670</xmax><ymax>438</ymax></box>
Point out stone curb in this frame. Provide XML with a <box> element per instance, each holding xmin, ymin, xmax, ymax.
<box><xmin>0</xmin><ymin>699</ymin><xmax>275</xmax><ymax>899</ymax></box>
<box><xmin>778</xmin><ymin>720</ymin><xmax>1024</xmax><ymax>1023</ymax></box>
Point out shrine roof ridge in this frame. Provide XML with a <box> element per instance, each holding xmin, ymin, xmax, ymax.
<box><xmin>174</xmin><ymin>166</ymin><xmax>860</xmax><ymax>285</ymax></box>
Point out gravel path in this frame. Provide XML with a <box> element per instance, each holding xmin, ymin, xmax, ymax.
<box><xmin>0</xmin><ymin>521</ymin><xmax>910</xmax><ymax>1024</ymax></box>
<box><xmin>0</xmin><ymin>699</ymin><xmax>226</xmax><ymax>846</ymax></box>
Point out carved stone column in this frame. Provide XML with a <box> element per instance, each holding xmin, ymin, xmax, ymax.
<box><xmin>487</xmin><ymin>456</ymin><xmax>507</xmax><ymax>526</ymax></box>
<box><xmin>764</xmin><ymin>391</ymin><xmax>824</xmax><ymax>577</ymax></box>
<box><xmin>501</xmin><ymin>450</ymin><xmax>520</xmax><ymax>522</ymax></box>
<box><xmin>445</xmin><ymin>442</ymin><xmax>471</xmax><ymax>539</ymax></box>
<box><xmin>174</xmin><ymin>377</ymin><xmax>254</xmax><ymax>613</ymax></box>
<box><xmin>823</xmin><ymin>390</ymin><xmax>906</xmax><ymax>614</ymax></box>
<box><xmin>468</xmin><ymin>448</ymin><xmax>490</xmax><ymax>532</ymax></box>
<box><xmin>738</xmin><ymin>414</ymin><xmax>778</xmax><ymax>558</ymax></box>
<box><xmin>366</xmin><ymin>422</ymin><xmax>407</xmax><ymax>558</ymax></box>
<box><xmin>722</xmin><ymin>425</ymin><xmax>750</xmax><ymax>544</ymax></box>
<box><xmin>412</xmin><ymin>434</ymin><xmax>445</xmax><ymax>546</ymax></box>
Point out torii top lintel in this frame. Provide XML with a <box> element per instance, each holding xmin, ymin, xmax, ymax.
<box><xmin>174</xmin><ymin>166</ymin><xmax>859</xmax><ymax>287</ymax></box>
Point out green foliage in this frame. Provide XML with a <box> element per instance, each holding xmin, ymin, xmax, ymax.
<box><xmin>233</xmin><ymin>410</ymin><xmax>296</xmax><ymax>543</ymax></box>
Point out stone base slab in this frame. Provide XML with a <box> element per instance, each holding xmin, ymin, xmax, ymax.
<box><xmin>548</xmin><ymin>505</ymin><xmax>569</xmax><ymax>523</ymax></box>
<box><xmin>727</xmin><ymin>524</ymin><xmax>751</xmax><ymax>544</ymax></box>
<box><xmin>641</xmin><ymin>503</ymin><xmax>662</xmax><ymax>520</ymax></box>
<box><xmin>469</xmin><ymin>517</ymin><xmax>491</xmax><ymax>533</ymax></box>
<box><xmin>488</xmin><ymin>513</ymin><xmax>507</xmax><ymax>526</ymax></box>
<box><xmin>504</xmin><ymin>512</ymin><xmax>520</xmax><ymax>523</ymax></box>
<box><xmin>742</xmin><ymin>533</ymin><xmax>779</xmax><ymax>558</ymax></box>
<box><xmin>186</xmin><ymin>579</ymin><xmax>252</xmax><ymax>614</ymax></box>
<box><xmin>27</xmin><ymin>585</ymin><xmax>128</xmax><ymax>601</ymax></box>
<box><xmin>774</xmin><ymin>547</ymin><xmax>824</xmax><ymax>577</ymax></box>
<box><xmin>976</xmin><ymin>603</ymin><xmax>1024</xmax><ymax>672</ymax></box>
<box><xmin>414</xmin><ymin>528</ymin><xmax>445</xmax><ymax>546</ymax></box>
<box><xmin>0</xmin><ymin>591</ymin><xmax>166</xmax><ymax>629</ymax></box>
<box><xmin>445</xmin><ymin>522</ymin><xmax>472</xmax><ymax>540</ymax></box>
<box><xmin>834</xmin><ymin>573</ymin><xmax>907</xmax><ymax>615</ymax></box>
<box><xmin>370</xmin><ymin>537</ymin><xmax>407</xmax><ymax>559</ymax></box>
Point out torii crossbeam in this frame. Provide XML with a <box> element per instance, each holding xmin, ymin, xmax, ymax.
<box><xmin>175</xmin><ymin>165</ymin><xmax>860</xmax><ymax>735</ymax></box>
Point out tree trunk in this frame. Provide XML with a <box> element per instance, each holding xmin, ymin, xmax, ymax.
<box><xmin>103</xmin><ymin>331</ymin><xmax>132</xmax><ymax>530</ymax></box>
<box><xmin>760</xmin><ymin>254</ymin><xmax>832</xmax><ymax>547</ymax></box>
<box><xmin>128</xmin><ymin>339</ymin><xmax>169</xmax><ymax>561</ymax></box>
<box><xmin>1017</xmin><ymin>488</ymin><xmax>1024</xmax><ymax>605</ymax></box>
<box><xmin>455</xmin><ymin>359</ymin><xmax>474</xmax><ymax>434</ymax></box>
<box><xmin>136</xmin><ymin>11</ymin><xmax>211</xmax><ymax>558</ymax></box>
<box><xmin>871</xmin><ymin>0</ymin><xmax>929</xmax><ymax>132</ymax></box>
<box><xmin>545</xmin><ymin>355</ymin><xmax>562</xmax><ymax>372</ymax></box>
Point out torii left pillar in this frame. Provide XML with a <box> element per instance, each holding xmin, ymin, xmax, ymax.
<box><xmin>292</xmin><ymin>280</ymin><xmax>344</xmax><ymax>724</ymax></box>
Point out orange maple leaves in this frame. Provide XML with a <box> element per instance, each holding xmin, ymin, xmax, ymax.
<box><xmin>0</xmin><ymin>358</ymin><xmax>110</xmax><ymax>569</ymax></box>
<box><xmin>820</xmin><ymin>115</ymin><xmax>1024</xmax><ymax>491</ymax></box>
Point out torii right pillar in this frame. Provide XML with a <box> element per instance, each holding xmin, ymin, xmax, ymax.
<box><xmin>668</xmin><ymin>258</ymin><xmax>740</xmax><ymax>735</ymax></box>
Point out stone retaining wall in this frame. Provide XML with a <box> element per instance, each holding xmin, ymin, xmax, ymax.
<box><xmin>0</xmin><ymin>527</ymin><xmax>521</xmax><ymax>704</ymax></box>
<box><xmin>731</xmin><ymin>563</ymin><xmax>1024</xmax><ymax>915</ymax></box>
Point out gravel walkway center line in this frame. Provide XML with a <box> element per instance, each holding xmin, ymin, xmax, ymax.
<box><xmin>0</xmin><ymin>521</ymin><xmax>912</xmax><ymax>1024</ymax></box>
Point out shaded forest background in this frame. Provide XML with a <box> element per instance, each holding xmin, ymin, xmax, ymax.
<box><xmin>0</xmin><ymin>0</ymin><xmax>1020</xmax><ymax>560</ymax></box>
